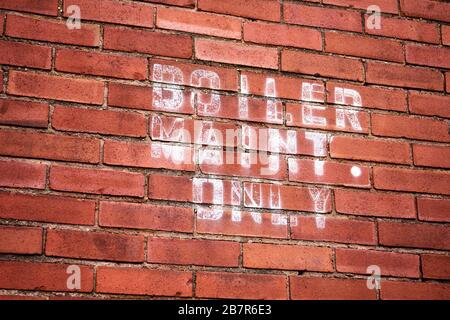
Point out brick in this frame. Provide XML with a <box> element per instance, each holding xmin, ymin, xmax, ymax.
<box><xmin>0</xmin><ymin>0</ymin><xmax>58</xmax><ymax>16</ymax></box>
<box><xmin>0</xmin><ymin>261</ymin><xmax>93</xmax><ymax>292</ymax></box>
<box><xmin>379</xmin><ymin>221</ymin><xmax>450</xmax><ymax>250</ymax></box>
<box><xmin>46</xmin><ymin>229</ymin><xmax>144</xmax><ymax>262</ymax></box>
<box><xmin>447</xmin><ymin>72</ymin><xmax>450</xmax><ymax>93</ymax></box>
<box><xmin>196</xmin><ymin>39</ymin><xmax>278</xmax><ymax>69</ymax></box>
<box><xmin>417</xmin><ymin>197</ymin><xmax>450</xmax><ymax>223</ymax></box>
<box><xmin>422</xmin><ymin>254</ymin><xmax>450</xmax><ymax>280</ymax></box>
<box><xmin>149</xmin><ymin>58</ymin><xmax>238</xmax><ymax>91</ymax></box>
<box><xmin>324</xmin><ymin>0</ymin><xmax>398</xmax><ymax>13</ymax></box>
<box><xmin>0</xmin><ymin>295</ymin><xmax>44</xmax><ymax>300</ymax></box>
<box><xmin>243</xmin><ymin>125</ymin><xmax>328</xmax><ymax>156</ymax></box>
<box><xmin>108</xmin><ymin>83</ymin><xmax>152</xmax><ymax>110</ymax></box>
<box><xmin>381</xmin><ymin>281</ymin><xmax>450</xmax><ymax>300</ymax></box>
<box><xmin>198</xmin><ymin>0</ymin><xmax>280</xmax><ymax>22</ymax></box>
<box><xmin>0</xmin><ymin>160</ymin><xmax>46</xmax><ymax>189</ymax></box>
<box><xmin>284</xmin><ymin>2</ymin><xmax>362</xmax><ymax>32</ymax></box>
<box><xmin>108</xmin><ymin>83</ymin><xmax>194</xmax><ymax>114</ymax></box>
<box><xmin>243</xmin><ymin>182</ymin><xmax>332</xmax><ymax>213</ymax></box>
<box><xmin>327</xmin><ymin>82</ymin><xmax>407</xmax><ymax>112</ymax></box>
<box><xmin>365</xmin><ymin>15</ymin><xmax>439</xmax><ymax>44</ymax></box>
<box><xmin>366</xmin><ymin>61</ymin><xmax>444</xmax><ymax>91</ymax></box>
<box><xmin>291</xmin><ymin>216</ymin><xmax>376</xmax><ymax>245</ymax></box>
<box><xmin>104</xmin><ymin>26</ymin><xmax>192</xmax><ymax>58</ymax></box>
<box><xmin>196</xmin><ymin>208</ymin><xmax>288</xmax><ymax>239</ymax></box>
<box><xmin>199</xmin><ymin>150</ymin><xmax>287</xmax><ymax>181</ymax></box>
<box><xmin>374</xmin><ymin>167</ymin><xmax>450</xmax><ymax>195</ymax></box>
<box><xmin>0</xmin><ymin>15</ymin><xmax>3</xmax><ymax>35</ymax></box>
<box><xmin>52</xmin><ymin>106</ymin><xmax>147</xmax><ymax>138</ymax></box>
<box><xmin>372</xmin><ymin>113</ymin><xmax>450</xmax><ymax>142</ymax></box>
<box><xmin>6</xmin><ymin>14</ymin><xmax>100</xmax><ymax>47</ymax></box>
<box><xmin>0</xmin><ymin>226</ymin><xmax>42</xmax><ymax>255</ymax></box>
<box><xmin>282</xmin><ymin>50</ymin><xmax>363</xmax><ymax>81</ymax></box>
<box><xmin>0</xmin><ymin>129</ymin><xmax>100</xmax><ymax>164</ymax></box>
<box><xmin>445</xmin><ymin>72</ymin><xmax>450</xmax><ymax>92</ymax></box>
<box><xmin>198</xmin><ymin>95</ymin><xmax>284</xmax><ymax>125</ymax></box>
<box><xmin>64</xmin><ymin>0</ymin><xmax>153</xmax><ymax>27</ymax></box>
<box><xmin>336</xmin><ymin>248</ymin><xmax>420</xmax><ymax>278</ymax></box>
<box><xmin>443</xmin><ymin>25</ymin><xmax>450</xmax><ymax>46</ymax></box>
<box><xmin>96</xmin><ymin>266</ymin><xmax>192</xmax><ymax>297</ymax></box>
<box><xmin>7</xmin><ymin>71</ymin><xmax>104</xmax><ymax>105</ymax></box>
<box><xmin>244</xmin><ymin>21</ymin><xmax>322</xmax><ymax>50</ymax></box>
<box><xmin>148</xmin><ymin>237</ymin><xmax>240</xmax><ymax>267</ymax></box>
<box><xmin>335</xmin><ymin>189</ymin><xmax>416</xmax><ymax>219</ymax></box>
<box><xmin>413</xmin><ymin>144</ymin><xmax>450</xmax><ymax>169</ymax></box>
<box><xmin>243</xmin><ymin>243</ymin><xmax>333</xmax><ymax>272</ymax></box>
<box><xmin>50</xmin><ymin>165</ymin><xmax>145</xmax><ymax>197</ymax></box>
<box><xmin>289</xmin><ymin>159</ymin><xmax>370</xmax><ymax>188</ymax></box>
<box><xmin>103</xmin><ymin>140</ymin><xmax>194</xmax><ymax>171</ymax></box>
<box><xmin>0</xmin><ymin>192</ymin><xmax>95</xmax><ymax>225</ymax></box>
<box><xmin>409</xmin><ymin>91</ymin><xmax>450</xmax><ymax>118</ymax></box>
<box><xmin>242</xmin><ymin>71</ymin><xmax>324</xmax><ymax>101</ymax></box>
<box><xmin>150</xmin><ymin>114</ymin><xmax>239</xmax><ymax>147</ymax></box>
<box><xmin>0</xmin><ymin>98</ymin><xmax>48</xmax><ymax>128</ymax></box>
<box><xmin>330</xmin><ymin>135</ymin><xmax>411</xmax><ymax>164</ymax></box>
<box><xmin>55</xmin><ymin>49</ymin><xmax>147</xmax><ymax>80</ymax></box>
<box><xmin>157</xmin><ymin>7</ymin><xmax>241</xmax><ymax>39</ymax></box>
<box><xmin>145</xmin><ymin>0</ymin><xmax>194</xmax><ymax>7</ymax></box>
<box><xmin>196</xmin><ymin>272</ymin><xmax>287</xmax><ymax>299</ymax></box>
<box><xmin>291</xmin><ymin>277</ymin><xmax>376</xmax><ymax>300</ymax></box>
<box><xmin>406</xmin><ymin>44</ymin><xmax>450</xmax><ymax>69</ymax></box>
<box><xmin>286</xmin><ymin>103</ymin><xmax>370</xmax><ymax>134</ymax></box>
<box><xmin>400</xmin><ymin>0</ymin><xmax>450</xmax><ymax>23</ymax></box>
<box><xmin>148</xmin><ymin>174</ymin><xmax>238</xmax><ymax>205</ymax></box>
<box><xmin>325</xmin><ymin>32</ymin><xmax>404</xmax><ymax>63</ymax></box>
<box><xmin>0</xmin><ymin>40</ymin><xmax>51</xmax><ymax>70</ymax></box>
<box><xmin>99</xmin><ymin>201</ymin><xmax>193</xmax><ymax>233</ymax></box>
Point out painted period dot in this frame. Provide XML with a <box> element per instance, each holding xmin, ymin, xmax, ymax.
<box><xmin>351</xmin><ymin>166</ymin><xmax>362</xmax><ymax>177</ymax></box>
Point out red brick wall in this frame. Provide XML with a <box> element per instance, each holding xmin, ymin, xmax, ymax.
<box><xmin>0</xmin><ymin>0</ymin><xmax>449</xmax><ymax>300</ymax></box>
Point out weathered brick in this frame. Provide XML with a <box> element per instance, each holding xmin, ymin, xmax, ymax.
<box><xmin>0</xmin><ymin>192</ymin><xmax>95</xmax><ymax>225</ymax></box>
<box><xmin>379</xmin><ymin>221</ymin><xmax>450</xmax><ymax>250</ymax></box>
<box><xmin>282</xmin><ymin>50</ymin><xmax>364</xmax><ymax>81</ymax></box>
<box><xmin>0</xmin><ymin>160</ymin><xmax>46</xmax><ymax>189</ymax></box>
<box><xmin>0</xmin><ymin>261</ymin><xmax>93</xmax><ymax>292</ymax></box>
<box><xmin>196</xmin><ymin>39</ymin><xmax>278</xmax><ymax>69</ymax></box>
<box><xmin>7</xmin><ymin>71</ymin><xmax>104</xmax><ymax>105</ymax></box>
<box><xmin>0</xmin><ymin>226</ymin><xmax>42</xmax><ymax>255</ymax></box>
<box><xmin>148</xmin><ymin>237</ymin><xmax>240</xmax><ymax>267</ymax></box>
<box><xmin>291</xmin><ymin>216</ymin><xmax>376</xmax><ymax>245</ymax></box>
<box><xmin>198</xmin><ymin>0</ymin><xmax>280</xmax><ymax>22</ymax></box>
<box><xmin>99</xmin><ymin>201</ymin><xmax>193</xmax><ymax>233</ymax></box>
<box><xmin>290</xmin><ymin>277</ymin><xmax>377</xmax><ymax>300</ymax></box>
<box><xmin>417</xmin><ymin>197</ymin><xmax>450</xmax><ymax>223</ymax></box>
<box><xmin>0</xmin><ymin>129</ymin><xmax>100</xmax><ymax>164</ymax></box>
<box><xmin>196</xmin><ymin>272</ymin><xmax>287</xmax><ymax>299</ymax></box>
<box><xmin>52</xmin><ymin>106</ymin><xmax>147</xmax><ymax>137</ymax></box>
<box><xmin>104</xmin><ymin>26</ymin><xmax>192</xmax><ymax>58</ymax></box>
<box><xmin>0</xmin><ymin>98</ymin><xmax>48</xmax><ymax>128</ymax></box>
<box><xmin>55</xmin><ymin>49</ymin><xmax>147</xmax><ymax>80</ymax></box>
<box><xmin>335</xmin><ymin>189</ymin><xmax>416</xmax><ymax>219</ymax></box>
<box><xmin>336</xmin><ymin>248</ymin><xmax>420</xmax><ymax>278</ymax></box>
<box><xmin>284</xmin><ymin>2</ymin><xmax>362</xmax><ymax>32</ymax></box>
<box><xmin>374</xmin><ymin>167</ymin><xmax>450</xmax><ymax>195</ymax></box>
<box><xmin>96</xmin><ymin>266</ymin><xmax>192</xmax><ymax>297</ymax></box>
<box><xmin>243</xmin><ymin>243</ymin><xmax>333</xmax><ymax>272</ymax></box>
<box><xmin>157</xmin><ymin>7</ymin><xmax>241</xmax><ymax>39</ymax></box>
<box><xmin>46</xmin><ymin>229</ymin><xmax>145</xmax><ymax>262</ymax></box>
<box><xmin>6</xmin><ymin>14</ymin><xmax>100</xmax><ymax>46</ymax></box>
<box><xmin>64</xmin><ymin>0</ymin><xmax>154</xmax><ymax>27</ymax></box>
<box><xmin>50</xmin><ymin>165</ymin><xmax>145</xmax><ymax>197</ymax></box>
